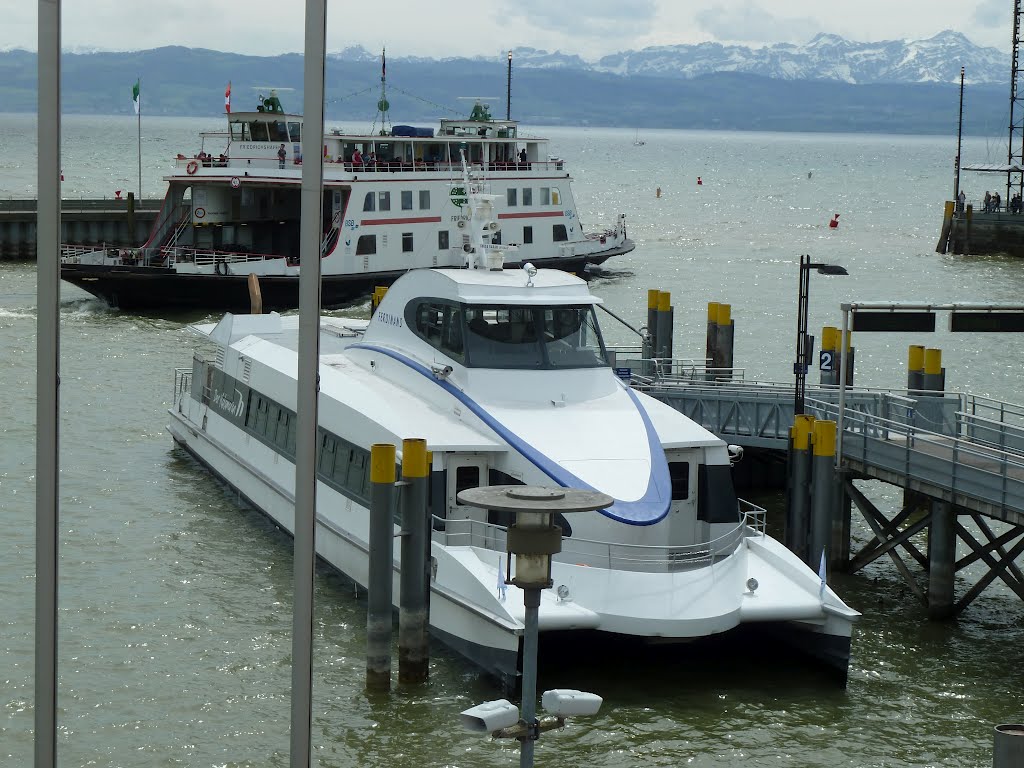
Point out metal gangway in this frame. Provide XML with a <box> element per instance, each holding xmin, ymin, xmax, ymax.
<box><xmin>627</xmin><ymin>359</ymin><xmax>1024</xmax><ymax>614</ymax></box>
<box><xmin>630</xmin><ymin>366</ymin><xmax>1024</xmax><ymax>525</ymax></box>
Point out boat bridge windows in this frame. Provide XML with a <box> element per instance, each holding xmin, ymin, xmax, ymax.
<box><xmin>407</xmin><ymin>299</ymin><xmax>609</xmax><ymax>369</ymax></box>
<box><xmin>229</xmin><ymin>117</ymin><xmax>300</xmax><ymax>144</ymax></box>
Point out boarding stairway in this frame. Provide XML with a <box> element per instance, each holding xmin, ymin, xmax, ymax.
<box><xmin>622</xmin><ymin>358</ymin><xmax>1024</xmax><ymax>527</ymax></box>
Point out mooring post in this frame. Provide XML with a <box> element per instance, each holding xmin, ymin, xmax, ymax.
<box><xmin>819</xmin><ymin>326</ymin><xmax>838</xmax><ymax>386</ymax></box>
<box><xmin>809</xmin><ymin>419</ymin><xmax>837</xmax><ymax>571</ymax></box>
<box><xmin>646</xmin><ymin>289</ymin><xmax>660</xmax><ymax>375</ymax></box>
<box><xmin>842</xmin><ymin>329</ymin><xmax>855</xmax><ymax>386</ymax></box>
<box><xmin>656</xmin><ymin>290</ymin><xmax>673</xmax><ymax>364</ymax></box>
<box><xmin>367</xmin><ymin>443</ymin><xmax>396</xmax><ymax>691</ymax></box>
<box><xmin>994</xmin><ymin>724</ymin><xmax>1024</xmax><ymax>767</ymax></box>
<box><xmin>785</xmin><ymin>414</ymin><xmax>815</xmax><ymax>561</ymax></box>
<box><xmin>923</xmin><ymin>348</ymin><xmax>945</xmax><ymax>394</ymax></box>
<box><xmin>927</xmin><ymin>498</ymin><xmax>956</xmax><ymax>619</ymax></box>
<box><xmin>715</xmin><ymin>303</ymin><xmax>734</xmax><ymax>379</ymax></box>
<box><xmin>907</xmin><ymin>344</ymin><xmax>925</xmax><ymax>394</ymax></box>
<box><xmin>705</xmin><ymin>301</ymin><xmax>719</xmax><ymax>380</ymax></box>
<box><xmin>399</xmin><ymin>438</ymin><xmax>430</xmax><ymax>684</ymax></box>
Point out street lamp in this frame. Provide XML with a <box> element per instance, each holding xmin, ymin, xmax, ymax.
<box><xmin>456</xmin><ymin>485</ymin><xmax>611</xmax><ymax>768</ymax></box>
<box><xmin>795</xmin><ymin>254</ymin><xmax>848</xmax><ymax>416</ymax></box>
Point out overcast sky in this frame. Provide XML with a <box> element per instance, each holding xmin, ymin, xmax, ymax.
<box><xmin>4</xmin><ymin>0</ymin><xmax>1014</xmax><ymax>58</ymax></box>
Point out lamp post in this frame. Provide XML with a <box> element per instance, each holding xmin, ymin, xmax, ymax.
<box><xmin>794</xmin><ymin>254</ymin><xmax>848</xmax><ymax>416</ymax></box>
<box><xmin>456</xmin><ymin>485</ymin><xmax>611</xmax><ymax>768</ymax></box>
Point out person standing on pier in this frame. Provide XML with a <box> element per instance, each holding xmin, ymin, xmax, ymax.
<box><xmin>957</xmin><ymin>189</ymin><xmax>965</xmax><ymax>214</ymax></box>
<box><xmin>984</xmin><ymin>191</ymin><xmax>992</xmax><ymax>212</ymax></box>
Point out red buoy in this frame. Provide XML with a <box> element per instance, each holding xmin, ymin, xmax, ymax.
<box><xmin>829</xmin><ymin>213</ymin><xmax>839</xmax><ymax>228</ymax></box>
<box><xmin>697</xmin><ymin>176</ymin><xmax>703</xmax><ymax>186</ymax></box>
<box><xmin>115</xmin><ymin>190</ymin><xmax>122</xmax><ymax>200</ymax></box>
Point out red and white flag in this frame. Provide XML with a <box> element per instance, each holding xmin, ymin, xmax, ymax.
<box><xmin>225</xmin><ymin>81</ymin><xmax>231</xmax><ymax>113</ymax></box>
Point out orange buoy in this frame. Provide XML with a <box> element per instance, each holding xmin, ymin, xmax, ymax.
<box><xmin>829</xmin><ymin>213</ymin><xmax>840</xmax><ymax>228</ymax></box>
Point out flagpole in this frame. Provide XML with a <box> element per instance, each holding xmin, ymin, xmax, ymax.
<box><xmin>137</xmin><ymin>76</ymin><xmax>142</xmax><ymax>199</ymax></box>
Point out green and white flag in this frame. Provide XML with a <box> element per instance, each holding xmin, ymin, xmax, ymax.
<box><xmin>132</xmin><ymin>79</ymin><xmax>140</xmax><ymax>114</ymax></box>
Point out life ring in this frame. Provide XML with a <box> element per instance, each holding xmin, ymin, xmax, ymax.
<box><xmin>186</xmin><ymin>160</ymin><xmax>199</xmax><ymax>175</ymax></box>
<box><xmin>215</xmin><ymin>260</ymin><xmax>228</xmax><ymax>276</ymax></box>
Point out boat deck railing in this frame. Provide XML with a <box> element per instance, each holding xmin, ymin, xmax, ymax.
<box><xmin>433</xmin><ymin>502</ymin><xmax>766</xmax><ymax>573</ymax></box>
<box><xmin>174</xmin><ymin>156</ymin><xmax>565</xmax><ymax>174</ymax></box>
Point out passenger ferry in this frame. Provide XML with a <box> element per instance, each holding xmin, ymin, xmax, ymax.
<box><xmin>166</xmin><ymin>170</ymin><xmax>858</xmax><ymax>686</ymax></box>
<box><xmin>61</xmin><ymin>91</ymin><xmax>632</xmax><ymax>311</ymax></box>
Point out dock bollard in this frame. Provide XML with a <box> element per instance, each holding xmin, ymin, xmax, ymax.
<box><xmin>367</xmin><ymin>443</ymin><xmax>397</xmax><ymax>691</ymax></box>
<box><xmin>907</xmin><ymin>344</ymin><xmax>925</xmax><ymax>393</ymax></box>
<box><xmin>809</xmin><ymin>419</ymin><xmax>837</xmax><ymax>571</ymax></box>
<box><xmin>820</xmin><ymin>326</ymin><xmax>840</xmax><ymax>386</ymax></box>
<box><xmin>841</xmin><ymin>329</ymin><xmax>855</xmax><ymax>386</ymax></box>
<box><xmin>646</xmin><ymin>289</ymin><xmax>660</xmax><ymax>375</ymax></box>
<box><xmin>655</xmin><ymin>290</ymin><xmax>673</xmax><ymax>364</ymax></box>
<box><xmin>399</xmin><ymin>438</ymin><xmax>431</xmax><ymax>684</ymax></box>
<box><xmin>994</xmin><ymin>724</ymin><xmax>1024</xmax><ymax>767</ymax></box>
<box><xmin>923</xmin><ymin>348</ymin><xmax>945</xmax><ymax>394</ymax></box>
<box><xmin>785</xmin><ymin>414</ymin><xmax>815</xmax><ymax>562</ymax></box>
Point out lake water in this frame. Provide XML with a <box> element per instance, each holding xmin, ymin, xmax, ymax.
<box><xmin>2</xmin><ymin>113</ymin><xmax>1023</xmax><ymax>767</ymax></box>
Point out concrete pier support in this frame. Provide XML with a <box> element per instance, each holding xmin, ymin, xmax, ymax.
<box><xmin>927</xmin><ymin>499</ymin><xmax>957</xmax><ymax>619</ymax></box>
<box><xmin>367</xmin><ymin>443</ymin><xmax>396</xmax><ymax>690</ymax></box>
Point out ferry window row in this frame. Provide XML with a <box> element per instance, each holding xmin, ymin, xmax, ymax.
<box><xmin>229</xmin><ymin>120</ymin><xmax>302</xmax><ymax>144</ymax></box>
<box><xmin>194</xmin><ymin>360</ymin><xmax>382</xmax><ymax>506</ymax></box>
<box><xmin>507</xmin><ymin>187</ymin><xmax>560</xmax><ymax>207</ymax></box>
<box><xmin>407</xmin><ymin>300</ymin><xmax>609</xmax><ymax>369</ymax></box>
<box><xmin>355</xmin><ymin>224</ymin><xmax>561</xmax><ymax>256</ymax></box>
<box><xmin>363</xmin><ymin>190</ymin><xmax>431</xmax><ymax>212</ymax></box>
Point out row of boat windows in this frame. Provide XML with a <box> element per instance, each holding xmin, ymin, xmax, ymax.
<box><xmin>406</xmin><ymin>300</ymin><xmax>609</xmax><ymax>369</ymax></box>
<box><xmin>197</xmin><ymin>362</ymin><xmax>374</xmax><ymax>505</ymax></box>
<box><xmin>230</xmin><ymin>120</ymin><xmax>302</xmax><ymax>144</ymax></box>
<box><xmin>360</xmin><ymin>187</ymin><xmax>562</xmax><ymax>213</ymax></box>
<box><xmin>353</xmin><ymin>225</ymin><xmax>565</xmax><ymax>255</ymax></box>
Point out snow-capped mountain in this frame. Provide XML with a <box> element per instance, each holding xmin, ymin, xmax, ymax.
<box><xmin>501</xmin><ymin>31</ymin><xmax>1007</xmax><ymax>85</ymax></box>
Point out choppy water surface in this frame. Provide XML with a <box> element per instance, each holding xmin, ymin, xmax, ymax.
<box><xmin>2</xmin><ymin>115</ymin><xmax>1023</xmax><ymax>767</ymax></box>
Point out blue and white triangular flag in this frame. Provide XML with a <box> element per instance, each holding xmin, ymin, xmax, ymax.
<box><xmin>818</xmin><ymin>548</ymin><xmax>827</xmax><ymax>599</ymax></box>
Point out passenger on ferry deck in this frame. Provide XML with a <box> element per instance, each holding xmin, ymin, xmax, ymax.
<box><xmin>352</xmin><ymin>148</ymin><xmax>363</xmax><ymax>168</ymax></box>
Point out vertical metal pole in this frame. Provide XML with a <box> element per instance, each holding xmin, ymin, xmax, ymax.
<box><xmin>399</xmin><ymin>438</ymin><xmax>430</xmax><ymax>684</ymax></box>
<box><xmin>506</xmin><ymin>51</ymin><xmax>513</xmax><ymax>121</ymax></box>
<box><xmin>289</xmin><ymin>1</ymin><xmax>327</xmax><ymax>766</ymax></box>
<box><xmin>835</xmin><ymin>306</ymin><xmax>850</xmax><ymax>470</ymax></box>
<box><xmin>367</xmin><ymin>443</ymin><xmax>396</xmax><ymax>690</ymax></box>
<box><xmin>137</xmin><ymin>76</ymin><xmax>142</xmax><ymax>199</ymax></box>
<box><xmin>36</xmin><ymin>3</ymin><xmax>61</xmax><ymax>767</ymax></box>
<box><xmin>519</xmin><ymin>588</ymin><xmax>541</xmax><ymax>768</ymax></box>
<box><xmin>794</xmin><ymin>256</ymin><xmax>810</xmax><ymax>416</ymax></box>
<box><xmin>786</xmin><ymin>415</ymin><xmax>814</xmax><ymax>561</ymax></box>
<box><xmin>954</xmin><ymin>66</ymin><xmax>964</xmax><ymax>203</ymax></box>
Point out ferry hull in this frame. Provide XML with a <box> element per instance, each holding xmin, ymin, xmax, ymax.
<box><xmin>61</xmin><ymin>240</ymin><xmax>633</xmax><ymax>311</ymax></box>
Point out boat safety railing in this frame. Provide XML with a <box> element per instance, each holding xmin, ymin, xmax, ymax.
<box><xmin>173</xmin><ymin>367</ymin><xmax>193</xmax><ymax>402</ymax></box>
<box><xmin>833</xmin><ymin>402</ymin><xmax>1024</xmax><ymax>513</ymax></box>
<box><xmin>432</xmin><ymin>502</ymin><xmax>767</xmax><ymax>573</ymax></box>
<box><xmin>181</xmin><ymin>155</ymin><xmax>568</xmax><ymax>174</ymax></box>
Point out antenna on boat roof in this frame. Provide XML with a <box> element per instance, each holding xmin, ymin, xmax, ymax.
<box><xmin>371</xmin><ymin>48</ymin><xmax>392</xmax><ymax>136</ymax></box>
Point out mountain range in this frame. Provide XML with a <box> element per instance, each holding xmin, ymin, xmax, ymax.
<box><xmin>0</xmin><ymin>31</ymin><xmax>1012</xmax><ymax>135</ymax></box>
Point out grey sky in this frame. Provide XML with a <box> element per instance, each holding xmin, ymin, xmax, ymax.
<box><xmin>3</xmin><ymin>0</ymin><xmax>1013</xmax><ymax>58</ymax></box>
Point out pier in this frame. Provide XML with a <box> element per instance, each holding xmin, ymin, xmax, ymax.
<box><xmin>0</xmin><ymin>196</ymin><xmax>161</xmax><ymax>258</ymax></box>
<box><xmin>620</xmin><ymin>343</ymin><xmax>1024</xmax><ymax>621</ymax></box>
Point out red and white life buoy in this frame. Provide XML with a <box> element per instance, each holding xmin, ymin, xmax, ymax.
<box><xmin>186</xmin><ymin>160</ymin><xmax>199</xmax><ymax>175</ymax></box>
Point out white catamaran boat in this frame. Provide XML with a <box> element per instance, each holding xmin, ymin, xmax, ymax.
<box><xmin>167</xmin><ymin>161</ymin><xmax>858</xmax><ymax>687</ymax></box>
<box><xmin>62</xmin><ymin>88</ymin><xmax>632</xmax><ymax>311</ymax></box>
